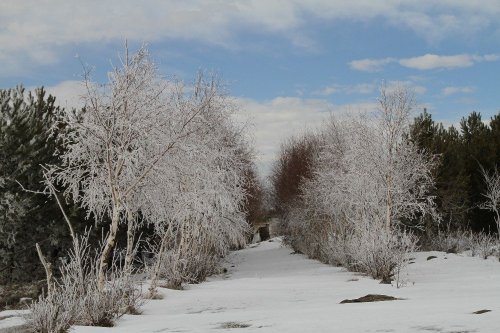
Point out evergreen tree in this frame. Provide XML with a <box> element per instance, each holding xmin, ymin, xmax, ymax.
<box><xmin>410</xmin><ymin>111</ymin><xmax>469</xmax><ymax>229</ymax></box>
<box><xmin>0</xmin><ymin>86</ymin><xmax>83</xmax><ymax>283</ymax></box>
<box><xmin>460</xmin><ymin>112</ymin><xmax>496</xmax><ymax>231</ymax></box>
<box><xmin>411</xmin><ymin>110</ymin><xmax>500</xmax><ymax>234</ymax></box>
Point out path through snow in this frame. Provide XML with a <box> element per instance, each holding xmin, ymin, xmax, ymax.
<box><xmin>71</xmin><ymin>238</ymin><xmax>500</xmax><ymax>333</ymax></box>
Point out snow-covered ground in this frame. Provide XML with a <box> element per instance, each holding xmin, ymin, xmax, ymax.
<box><xmin>0</xmin><ymin>310</ymin><xmax>29</xmax><ymax>331</ymax></box>
<box><xmin>3</xmin><ymin>238</ymin><xmax>499</xmax><ymax>332</ymax></box>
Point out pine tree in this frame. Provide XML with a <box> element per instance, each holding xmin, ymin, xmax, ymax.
<box><xmin>460</xmin><ymin>112</ymin><xmax>496</xmax><ymax>231</ymax></box>
<box><xmin>410</xmin><ymin>111</ymin><xmax>469</xmax><ymax>229</ymax></box>
<box><xmin>0</xmin><ymin>86</ymin><xmax>83</xmax><ymax>283</ymax></box>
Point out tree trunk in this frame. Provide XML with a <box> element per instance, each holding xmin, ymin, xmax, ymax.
<box><xmin>36</xmin><ymin>243</ymin><xmax>54</xmax><ymax>297</ymax></box>
<box><xmin>124</xmin><ymin>206</ymin><xmax>136</xmax><ymax>272</ymax></box>
<box><xmin>386</xmin><ymin>174</ymin><xmax>392</xmax><ymax>231</ymax></box>
<box><xmin>97</xmin><ymin>204</ymin><xmax>121</xmax><ymax>291</ymax></box>
<box><xmin>494</xmin><ymin>209</ymin><xmax>500</xmax><ymax>240</ymax></box>
<box><xmin>148</xmin><ymin>232</ymin><xmax>168</xmax><ymax>297</ymax></box>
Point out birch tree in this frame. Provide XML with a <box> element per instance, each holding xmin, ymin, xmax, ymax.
<box><xmin>51</xmin><ymin>45</ymin><xmax>246</xmax><ymax>290</ymax></box>
<box><xmin>146</xmin><ymin>112</ymin><xmax>250</xmax><ymax>291</ymax></box>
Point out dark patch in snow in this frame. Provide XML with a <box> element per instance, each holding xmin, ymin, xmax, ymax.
<box><xmin>472</xmin><ymin>309</ymin><xmax>491</xmax><ymax>314</ymax></box>
<box><xmin>340</xmin><ymin>294</ymin><xmax>400</xmax><ymax>303</ymax></box>
<box><xmin>426</xmin><ymin>255</ymin><xmax>438</xmax><ymax>261</ymax></box>
<box><xmin>218</xmin><ymin>321</ymin><xmax>251</xmax><ymax>329</ymax></box>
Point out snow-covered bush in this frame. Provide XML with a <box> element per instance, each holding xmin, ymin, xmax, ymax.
<box><xmin>469</xmin><ymin>233</ymin><xmax>498</xmax><ymax>259</ymax></box>
<box><xmin>28</xmin><ymin>288</ymin><xmax>77</xmax><ymax>333</ymax></box>
<box><xmin>421</xmin><ymin>229</ymin><xmax>471</xmax><ymax>253</ymax></box>
<box><xmin>423</xmin><ymin>229</ymin><xmax>498</xmax><ymax>259</ymax></box>
<box><xmin>28</xmin><ymin>233</ymin><xmax>142</xmax><ymax>332</ymax></box>
<box><xmin>149</xmin><ymin>203</ymin><xmax>248</xmax><ymax>291</ymax></box>
<box><xmin>345</xmin><ymin>225</ymin><xmax>417</xmax><ymax>283</ymax></box>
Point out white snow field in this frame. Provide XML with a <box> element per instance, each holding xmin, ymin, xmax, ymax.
<box><xmin>70</xmin><ymin>238</ymin><xmax>499</xmax><ymax>333</ymax></box>
<box><xmin>2</xmin><ymin>238</ymin><xmax>499</xmax><ymax>332</ymax></box>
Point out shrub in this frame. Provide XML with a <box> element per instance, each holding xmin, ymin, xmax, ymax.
<box><xmin>284</xmin><ymin>206</ymin><xmax>418</xmax><ymax>285</ymax></box>
<box><xmin>27</xmin><ymin>234</ymin><xmax>143</xmax><ymax>332</ymax></box>
<box><xmin>422</xmin><ymin>229</ymin><xmax>499</xmax><ymax>259</ymax></box>
<box><xmin>28</xmin><ymin>289</ymin><xmax>76</xmax><ymax>333</ymax></box>
<box><xmin>324</xmin><ymin>224</ymin><xmax>417</xmax><ymax>284</ymax></box>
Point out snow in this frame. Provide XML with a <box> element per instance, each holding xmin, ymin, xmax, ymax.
<box><xmin>67</xmin><ymin>238</ymin><xmax>500</xmax><ymax>333</ymax></box>
<box><xmin>2</xmin><ymin>238</ymin><xmax>498</xmax><ymax>332</ymax></box>
<box><xmin>0</xmin><ymin>310</ymin><xmax>28</xmax><ymax>330</ymax></box>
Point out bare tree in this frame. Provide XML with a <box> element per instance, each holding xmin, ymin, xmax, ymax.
<box><xmin>480</xmin><ymin>166</ymin><xmax>500</xmax><ymax>238</ymax></box>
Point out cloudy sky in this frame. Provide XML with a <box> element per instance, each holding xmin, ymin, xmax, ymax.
<box><xmin>1</xmin><ymin>1</ymin><xmax>500</xmax><ymax>175</ymax></box>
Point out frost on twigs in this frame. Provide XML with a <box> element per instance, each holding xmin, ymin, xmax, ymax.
<box><xmin>278</xmin><ymin>84</ymin><xmax>439</xmax><ymax>284</ymax></box>
<box><xmin>47</xmin><ymin>44</ymin><xmax>251</xmax><ymax>295</ymax></box>
<box><xmin>480</xmin><ymin>166</ymin><xmax>500</xmax><ymax>240</ymax></box>
<box><xmin>28</xmin><ymin>232</ymin><xmax>142</xmax><ymax>332</ymax></box>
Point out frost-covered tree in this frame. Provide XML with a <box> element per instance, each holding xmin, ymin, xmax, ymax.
<box><xmin>277</xmin><ymin>85</ymin><xmax>438</xmax><ymax>282</ymax></box>
<box><xmin>51</xmin><ymin>45</ymin><xmax>249</xmax><ymax>290</ymax></box>
<box><xmin>146</xmin><ymin>108</ymin><xmax>250</xmax><ymax>291</ymax></box>
<box><xmin>480</xmin><ymin>166</ymin><xmax>500</xmax><ymax>238</ymax></box>
<box><xmin>308</xmin><ymin>85</ymin><xmax>438</xmax><ymax>233</ymax></box>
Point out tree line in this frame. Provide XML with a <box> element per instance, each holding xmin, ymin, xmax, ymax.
<box><xmin>270</xmin><ymin>85</ymin><xmax>500</xmax><ymax>284</ymax></box>
<box><xmin>411</xmin><ymin>110</ymin><xmax>500</xmax><ymax>233</ymax></box>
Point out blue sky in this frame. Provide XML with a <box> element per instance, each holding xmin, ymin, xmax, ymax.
<box><xmin>1</xmin><ymin>1</ymin><xmax>500</xmax><ymax>174</ymax></box>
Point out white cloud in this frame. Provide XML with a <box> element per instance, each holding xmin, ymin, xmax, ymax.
<box><xmin>350</xmin><ymin>53</ymin><xmax>499</xmax><ymax>72</ymax></box>
<box><xmin>349</xmin><ymin>58</ymin><xmax>395</xmax><ymax>72</ymax></box>
<box><xmin>2</xmin><ymin>1</ymin><xmax>500</xmax><ymax>71</ymax></box>
<box><xmin>441</xmin><ymin>86</ymin><xmax>475</xmax><ymax>96</ymax></box>
<box><xmin>315</xmin><ymin>83</ymin><xmax>377</xmax><ymax>96</ymax></box>
<box><xmin>43</xmin><ymin>80</ymin><xmax>87</xmax><ymax>109</ymax></box>
<box><xmin>400</xmin><ymin>54</ymin><xmax>474</xmax><ymax>70</ymax></box>
<box><xmin>399</xmin><ymin>54</ymin><xmax>498</xmax><ymax>70</ymax></box>
<box><xmin>316</xmin><ymin>85</ymin><xmax>341</xmax><ymax>96</ymax></box>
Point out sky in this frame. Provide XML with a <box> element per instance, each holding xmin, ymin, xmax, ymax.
<box><xmin>1</xmin><ymin>1</ymin><xmax>500</xmax><ymax>176</ymax></box>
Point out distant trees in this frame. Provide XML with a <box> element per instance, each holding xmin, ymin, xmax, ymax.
<box><xmin>241</xmin><ymin>152</ymin><xmax>266</xmax><ymax>232</ymax></box>
<box><xmin>270</xmin><ymin>134</ymin><xmax>319</xmax><ymax>218</ymax></box>
<box><xmin>410</xmin><ymin>110</ymin><xmax>500</xmax><ymax>233</ymax></box>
